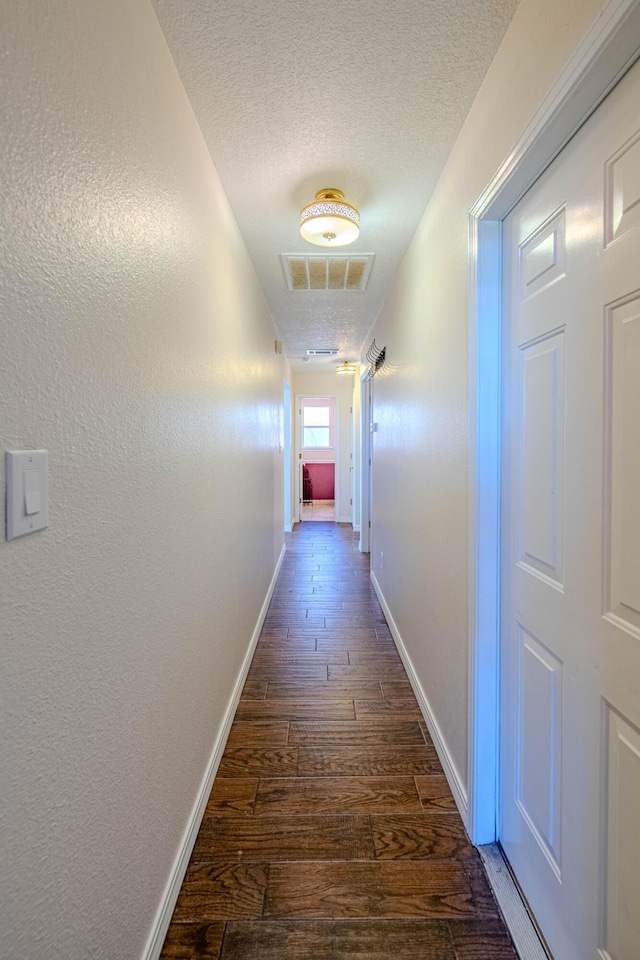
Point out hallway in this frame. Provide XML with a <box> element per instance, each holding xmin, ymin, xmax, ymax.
<box><xmin>160</xmin><ymin>523</ymin><xmax>516</xmax><ymax>958</ymax></box>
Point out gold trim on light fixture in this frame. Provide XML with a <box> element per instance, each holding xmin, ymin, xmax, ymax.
<box><xmin>336</xmin><ymin>360</ymin><xmax>357</xmax><ymax>375</ymax></box>
<box><xmin>300</xmin><ymin>189</ymin><xmax>360</xmax><ymax>247</ymax></box>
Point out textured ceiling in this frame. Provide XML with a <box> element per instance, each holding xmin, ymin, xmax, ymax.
<box><xmin>152</xmin><ymin>0</ymin><xmax>519</xmax><ymax>371</ymax></box>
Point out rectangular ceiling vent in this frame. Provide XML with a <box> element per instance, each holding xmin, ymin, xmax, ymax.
<box><xmin>282</xmin><ymin>254</ymin><xmax>374</xmax><ymax>292</ymax></box>
<box><xmin>306</xmin><ymin>348</ymin><xmax>339</xmax><ymax>356</ymax></box>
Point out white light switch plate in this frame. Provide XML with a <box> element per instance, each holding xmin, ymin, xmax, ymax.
<box><xmin>6</xmin><ymin>450</ymin><xmax>49</xmax><ymax>540</ymax></box>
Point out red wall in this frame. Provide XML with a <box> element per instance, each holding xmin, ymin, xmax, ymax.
<box><xmin>304</xmin><ymin>462</ymin><xmax>335</xmax><ymax>499</ymax></box>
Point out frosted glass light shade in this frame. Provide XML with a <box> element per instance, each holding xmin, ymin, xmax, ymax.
<box><xmin>300</xmin><ymin>189</ymin><xmax>360</xmax><ymax>247</ymax></box>
<box><xmin>336</xmin><ymin>361</ymin><xmax>357</xmax><ymax>375</ymax></box>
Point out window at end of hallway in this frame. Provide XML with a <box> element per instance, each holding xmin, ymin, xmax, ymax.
<box><xmin>303</xmin><ymin>404</ymin><xmax>332</xmax><ymax>449</ymax></box>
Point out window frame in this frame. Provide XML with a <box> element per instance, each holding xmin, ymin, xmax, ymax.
<box><xmin>301</xmin><ymin>397</ymin><xmax>336</xmax><ymax>453</ymax></box>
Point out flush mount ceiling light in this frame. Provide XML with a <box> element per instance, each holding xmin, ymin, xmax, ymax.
<box><xmin>300</xmin><ymin>189</ymin><xmax>360</xmax><ymax>247</ymax></box>
<box><xmin>336</xmin><ymin>360</ymin><xmax>357</xmax><ymax>375</ymax></box>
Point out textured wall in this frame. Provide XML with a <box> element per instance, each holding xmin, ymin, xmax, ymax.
<box><xmin>364</xmin><ymin>0</ymin><xmax>606</xmax><ymax>793</ymax></box>
<box><xmin>0</xmin><ymin>2</ymin><xmax>283</xmax><ymax>958</ymax></box>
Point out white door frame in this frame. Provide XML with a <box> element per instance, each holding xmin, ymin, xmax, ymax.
<box><xmin>467</xmin><ymin>0</ymin><xmax>640</xmax><ymax>845</ymax></box>
<box><xmin>283</xmin><ymin>378</ymin><xmax>293</xmax><ymax>532</ymax></box>
<box><xmin>359</xmin><ymin>376</ymin><xmax>372</xmax><ymax>553</ymax></box>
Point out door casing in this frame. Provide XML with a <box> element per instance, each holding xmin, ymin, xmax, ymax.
<box><xmin>467</xmin><ymin>0</ymin><xmax>640</xmax><ymax>844</ymax></box>
<box><xmin>359</xmin><ymin>376</ymin><xmax>372</xmax><ymax>553</ymax></box>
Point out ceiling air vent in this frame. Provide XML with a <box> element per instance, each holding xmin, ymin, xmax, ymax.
<box><xmin>306</xmin><ymin>348</ymin><xmax>339</xmax><ymax>356</ymax></box>
<box><xmin>282</xmin><ymin>254</ymin><xmax>374</xmax><ymax>292</ymax></box>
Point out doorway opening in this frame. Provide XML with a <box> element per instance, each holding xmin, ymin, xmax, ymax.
<box><xmin>297</xmin><ymin>396</ymin><xmax>337</xmax><ymax>523</ymax></box>
<box><xmin>301</xmin><ymin>460</ymin><xmax>335</xmax><ymax>521</ymax></box>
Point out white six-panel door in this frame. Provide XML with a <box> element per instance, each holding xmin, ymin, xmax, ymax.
<box><xmin>500</xmin><ymin>55</ymin><xmax>640</xmax><ymax>960</ymax></box>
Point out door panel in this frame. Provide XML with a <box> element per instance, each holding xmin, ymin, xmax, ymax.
<box><xmin>604</xmin><ymin>707</ymin><xmax>640</xmax><ymax>960</ymax></box>
<box><xmin>516</xmin><ymin>625</ymin><xmax>563</xmax><ymax>876</ymax></box>
<box><xmin>518</xmin><ymin>330</ymin><xmax>565</xmax><ymax>584</ymax></box>
<box><xmin>605</xmin><ymin>130</ymin><xmax>640</xmax><ymax>244</ymax></box>
<box><xmin>605</xmin><ymin>294</ymin><xmax>640</xmax><ymax>635</ymax></box>
<box><xmin>500</xmin><ymin>56</ymin><xmax>640</xmax><ymax>960</ymax></box>
<box><xmin>519</xmin><ymin>206</ymin><xmax>566</xmax><ymax>300</ymax></box>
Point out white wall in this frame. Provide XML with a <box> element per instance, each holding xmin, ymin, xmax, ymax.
<box><xmin>293</xmin><ymin>372</ymin><xmax>356</xmax><ymax>523</ymax></box>
<box><xmin>0</xmin><ymin>2</ymin><xmax>284</xmax><ymax>958</ymax></box>
<box><xmin>363</xmin><ymin>0</ymin><xmax>607</xmax><ymax>795</ymax></box>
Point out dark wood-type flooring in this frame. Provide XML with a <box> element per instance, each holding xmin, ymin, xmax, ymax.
<box><xmin>161</xmin><ymin>523</ymin><xmax>516</xmax><ymax>959</ymax></box>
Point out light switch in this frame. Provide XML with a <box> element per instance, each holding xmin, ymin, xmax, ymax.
<box><xmin>6</xmin><ymin>450</ymin><xmax>49</xmax><ymax>540</ymax></box>
<box><xmin>24</xmin><ymin>470</ymin><xmax>41</xmax><ymax>515</ymax></box>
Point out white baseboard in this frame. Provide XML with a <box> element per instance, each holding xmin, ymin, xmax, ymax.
<box><xmin>284</xmin><ymin>523</ymin><xmax>292</xmax><ymax>533</ymax></box>
<box><xmin>337</xmin><ymin>516</ymin><xmax>353</xmax><ymax>524</ymax></box>
<box><xmin>141</xmin><ymin>542</ymin><xmax>286</xmax><ymax>960</ymax></box>
<box><xmin>353</xmin><ymin>524</ymin><xmax>361</xmax><ymax>533</ymax></box>
<box><xmin>370</xmin><ymin>570</ymin><xmax>469</xmax><ymax>828</ymax></box>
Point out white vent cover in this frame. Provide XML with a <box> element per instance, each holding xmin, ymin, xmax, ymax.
<box><xmin>306</xmin><ymin>348</ymin><xmax>339</xmax><ymax>356</ymax></box>
<box><xmin>282</xmin><ymin>254</ymin><xmax>374</xmax><ymax>292</ymax></box>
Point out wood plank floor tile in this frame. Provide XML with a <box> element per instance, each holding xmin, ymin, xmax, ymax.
<box><xmin>289</xmin><ymin>721</ymin><xmax>424</xmax><ymax>745</ymax></box>
<box><xmin>347</xmin><ymin>651</ymin><xmax>403</xmax><ymax>665</ymax></box>
<box><xmin>193</xmin><ymin>815</ymin><xmax>374</xmax><ymax>861</ymax></box>
<box><xmin>247</xmin><ymin>665</ymin><xmax>328</xmax><ymax>682</ymax></box>
<box><xmin>371</xmin><ymin>815</ymin><xmax>476</xmax><ymax>860</ymax></box>
<box><xmin>251</xmin><ymin>652</ymin><xmax>348</xmax><ymax>664</ymax></box>
<box><xmin>267</xmin><ymin>681</ymin><xmax>382</xmax><ymax>700</ymax></box>
<box><xmin>220</xmin><ymin>919</ymin><xmax>454</xmax><ymax>960</ymax></box>
<box><xmin>462</xmin><ymin>864</ymin><xmax>500</xmax><ymax>918</ymax></box>
<box><xmin>254</xmin><ymin>776</ymin><xmax>422</xmax><ymax>815</ymax></box>
<box><xmin>297</xmin><ymin>745</ymin><xmax>441</xmax><ymax>777</ymax></box>
<box><xmin>205</xmin><ymin>779</ymin><xmax>258</xmax><ymax>815</ymax></box>
<box><xmin>173</xmin><ymin>862</ymin><xmax>267</xmax><ymax>921</ymax></box>
<box><xmin>448</xmin><ymin>920</ymin><xmax>518</xmax><ymax>958</ymax></box>
<box><xmin>252</xmin><ymin>637</ymin><xmax>317</xmax><ymax>663</ymax></box>
<box><xmin>381</xmin><ymin>681</ymin><xmax>419</xmax><ymax>699</ymax></box>
<box><xmin>159</xmin><ymin>921</ymin><xmax>225</xmax><ymax>958</ymax></box>
<box><xmin>302</xmin><ymin>580</ymin><xmax>375</xmax><ymax>600</ymax></box>
<box><xmin>415</xmin><ymin>775</ymin><xmax>458</xmax><ymax>811</ymax></box>
<box><xmin>253</xmin><ymin>638</ymin><xmax>318</xmax><ymax>650</ymax></box>
<box><xmin>354</xmin><ymin>699</ymin><xmax>422</xmax><ymax>719</ymax></box>
<box><xmin>263</xmin><ymin>618</ymin><xmax>327</xmax><ymax>629</ymax></box>
<box><xmin>324</xmin><ymin>618</ymin><xmax>389</xmax><ymax>630</ymax></box>
<box><xmin>264</xmin><ymin>861</ymin><xmax>475</xmax><ymax>919</ymax></box>
<box><xmin>328</xmin><ymin>666</ymin><xmax>410</xmax><ymax>683</ymax></box>
<box><xmin>308</xmin><ymin>576</ymin><xmax>359</xmax><ymax>583</ymax></box>
<box><xmin>235</xmin><ymin>700</ymin><xmax>355</xmax><ymax>721</ymax></box>
<box><xmin>306</xmin><ymin>585</ymin><xmax>377</xmax><ymax>595</ymax></box>
<box><xmin>268</xmin><ymin>602</ymin><xmax>328</xmax><ymax>612</ymax></box>
<box><xmin>240</xmin><ymin>680</ymin><xmax>268</xmax><ymax>700</ymax></box>
<box><xmin>305</xmin><ymin>607</ymin><xmax>355</xmax><ymax>617</ymax></box>
<box><xmin>226</xmin><ymin>721</ymin><xmax>289</xmax><ymax>747</ymax></box>
<box><xmin>317</xmin><ymin>638</ymin><xmax>398</xmax><ymax>651</ymax></box>
<box><xmin>217</xmin><ymin>747</ymin><xmax>298</xmax><ymax>779</ymax></box>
